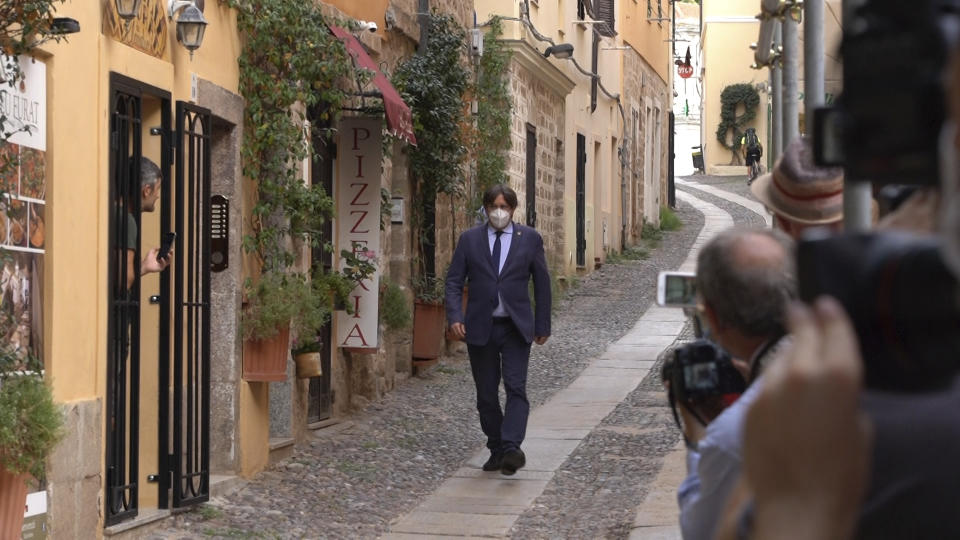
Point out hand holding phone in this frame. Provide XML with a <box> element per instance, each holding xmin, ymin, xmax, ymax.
<box><xmin>657</xmin><ymin>271</ymin><xmax>698</xmax><ymax>307</ymax></box>
<box><xmin>158</xmin><ymin>232</ymin><xmax>176</xmax><ymax>262</ymax></box>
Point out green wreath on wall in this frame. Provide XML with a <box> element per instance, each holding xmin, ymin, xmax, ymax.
<box><xmin>716</xmin><ymin>83</ymin><xmax>760</xmax><ymax>165</ymax></box>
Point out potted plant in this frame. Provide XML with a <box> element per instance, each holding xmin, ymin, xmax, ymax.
<box><xmin>291</xmin><ymin>337</ymin><xmax>323</xmax><ymax>379</ymax></box>
<box><xmin>0</xmin><ymin>355</ymin><xmax>62</xmax><ymax>539</ymax></box>
<box><xmin>411</xmin><ymin>274</ymin><xmax>447</xmax><ymax>360</ymax></box>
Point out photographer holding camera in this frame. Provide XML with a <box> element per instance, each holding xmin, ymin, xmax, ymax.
<box><xmin>672</xmin><ymin>227</ymin><xmax>795</xmax><ymax>540</ymax></box>
<box><xmin>712</xmin><ymin>4</ymin><xmax>960</xmax><ymax>537</ymax></box>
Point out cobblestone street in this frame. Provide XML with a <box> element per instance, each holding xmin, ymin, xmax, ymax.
<box><xmin>153</xmin><ymin>176</ymin><xmax>767</xmax><ymax>539</ymax></box>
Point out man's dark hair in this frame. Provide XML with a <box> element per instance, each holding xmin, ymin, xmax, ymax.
<box><xmin>696</xmin><ymin>227</ymin><xmax>796</xmax><ymax>338</ymax></box>
<box><xmin>482</xmin><ymin>184</ymin><xmax>518</xmax><ymax>209</ymax></box>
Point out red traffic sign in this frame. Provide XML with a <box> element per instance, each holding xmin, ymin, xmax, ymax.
<box><xmin>678</xmin><ymin>64</ymin><xmax>694</xmax><ymax>78</ymax></box>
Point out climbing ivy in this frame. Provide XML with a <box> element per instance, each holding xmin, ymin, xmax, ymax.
<box><xmin>392</xmin><ymin>11</ymin><xmax>470</xmax><ymax>283</ymax></box>
<box><xmin>715</xmin><ymin>83</ymin><xmax>760</xmax><ymax>165</ymax></box>
<box><xmin>230</xmin><ymin>0</ymin><xmax>373</xmax><ymax>339</ymax></box>
<box><xmin>472</xmin><ymin>18</ymin><xmax>513</xmax><ymax>208</ymax></box>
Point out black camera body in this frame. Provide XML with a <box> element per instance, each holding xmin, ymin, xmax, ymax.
<box><xmin>798</xmin><ymin>231</ymin><xmax>960</xmax><ymax>392</ymax></box>
<box><xmin>813</xmin><ymin>0</ymin><xmax>960</xmax><ymax>185</ymax></box>
<box><xmin>662</xmin><ymin>339</ymin><xmax>747</xmax><ymax>427</ymax></box>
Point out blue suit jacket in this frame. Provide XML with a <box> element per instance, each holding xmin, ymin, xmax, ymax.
<box><xmin>445</xmin><ymin>223</ymin><xmax>552</xmax><ymax>346</ymax></box>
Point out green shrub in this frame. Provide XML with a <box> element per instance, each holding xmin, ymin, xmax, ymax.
<box><xmin>0</xmin><ymin>372</ymin><xmax>63</xmax><ymax>478</ymax></box>
<box><xmin>660</xmin><ymin>206</ymin><xmax>682</xmax><ymax>231</ymax></box>
<box><xmin>380</xmin><ymin>280</ymin><xmax>411</xmax><ymax>330</ymax></box>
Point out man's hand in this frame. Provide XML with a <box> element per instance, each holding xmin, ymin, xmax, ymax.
<box><xmin>744</xmin><ymin>297</ymin><xmax>872</xmax><ymax>540</ymax></box>
<box><xmin>141</xmin><ymin>247</ymin><xmax>171</xmax><ymax>275</ymax></box>
<box><xmin>449</xmin><ymin>322</ymin><xmax>466</xmax><ymax>341</ymax></box>
<box><xmin>534</xmin><ymin>336</ymin><xmax>549</xmax><ymax>345</ymax></box>
<box><xmin>677</xmin><ymin>400</ymin><xmax>707</xmax><ymax>445</ymax></box>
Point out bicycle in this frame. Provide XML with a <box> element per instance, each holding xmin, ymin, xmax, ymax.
<box><xmin>747</xmin><ymin>159</ymin><xmax>763</xmax><ymax>185</ymax></box>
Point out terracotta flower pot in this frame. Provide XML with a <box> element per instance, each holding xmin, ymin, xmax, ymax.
<box><xmin>0</xmin><ymin>467</ymin><xmax>28</xmax><ymax>539</ymax></box>
<box><xmin>242</xmin><ymin>324</ymin><xmax>291</xmax><ymax>382</ymax></box>
<box><xmin>294</xmin><ymin>352</ymin><xmax>323</xmax><ymax>378</ymax></box>
<box><xmin>412</xmin><ymin>300</ymin><xmax>445</xmax><ymax>360</ymax></box>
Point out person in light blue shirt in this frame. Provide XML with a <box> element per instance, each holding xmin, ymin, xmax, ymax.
<box><xmin>673</xmin><ymin>227</ymin><xmax>795</xmax><ymax>540</ymax></box>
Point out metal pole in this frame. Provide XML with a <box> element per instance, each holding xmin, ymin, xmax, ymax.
<box><xmin>840</xmin><ymin>0</ymin><xmax>874</xmax><ymax>231</ymax></box>
<box><xmin>782</xmin><ymin>11</ymin><xmax>800</xmax><ymax>147</ymax></box>
<box><xmin>772</xmin><ymin>22</ymin><xmax>783</xmax><ymax>163</ymax></box>
<box><xmin>803</xmin><ymin>0</ymin><xmax>825</xmax><ymax>122</ymax></box>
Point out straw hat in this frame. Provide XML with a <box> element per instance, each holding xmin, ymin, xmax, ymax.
<box><xmin>751</xmin><ymin>137</ymin><xmax>844</xmax><ymax>225</ymax></box>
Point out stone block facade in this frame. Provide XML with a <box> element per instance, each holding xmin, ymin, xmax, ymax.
<box><xmin>506</xmin><ymin>60</ymin><xmax>567</xmax><ymax>270</ymax></box>
<box><xmin>622</xmin><ymin>49</ymin><xmax>671</xmax><ymax>244</ymax></box>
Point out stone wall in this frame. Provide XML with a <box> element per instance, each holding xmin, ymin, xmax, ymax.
<box><xmin>506</xmin><ymin>59</ymin><xmax>567</xmax><ymax>271</ymax></box>
<box><xmin>622</xmin><ymin>48</ymin><xmax>671</xmax><ymax>244</ymax></box>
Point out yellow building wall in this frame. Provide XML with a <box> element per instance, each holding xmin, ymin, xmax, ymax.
<box><xmin>324</xmin><ymin>0</ymin><xmax>389</xmax><ymax>37</ymax></box>
<box><xmin>35</xmin><ymin>0</ymin><xmax>244</xmax><ymax>525</ymax></box>
<box><xmin>620</xmin><ymin>0</ymin><xmax>671</xmax><ymax>83</ymax></box>
<box><xmin>704</xmin><ymin>0</ymin><xmax>760</xmax><ymax>17</ymax></box>
<box><xmin>475</xmin><ymin>0</ymin><xmax>623</xmax><ymax>273</ymax></box>
<box><xmin>701</xmin><ymin>20</ymin><xmax>769</xmax><ymax>174</ymax></box>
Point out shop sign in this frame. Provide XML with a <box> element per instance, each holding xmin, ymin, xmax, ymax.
<box><xmin>0</xmin><ymin>56</ymin><xmax>46</xmax><ymax>368</ymax></box>
<box><xmin>21</xmin><ymin>491</ymin><xmax>48</xmax><ymax>539</ymax></box>
<box><xmin>1</xmin><ymin>56</ymin><xmax>45</xmax><ymax>152</ymax></box>
<box><xmin>102</xmin><ymin>0</ymin><xmax>168</xmax><ymax>59</ymax></box>
<box><xmin>336</xmin><ymin>117</ymin><xmax>381</xmax><ymax>351</ymax></box>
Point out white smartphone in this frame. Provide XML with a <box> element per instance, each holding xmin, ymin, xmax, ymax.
<box><xmin>656</xmin><ymin>271</ymin><xmax>697</xmax><ymax>308</ymax></box>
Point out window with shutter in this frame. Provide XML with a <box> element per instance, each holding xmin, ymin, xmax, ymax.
<box><xmin>595</xmin><ymin>0</ymin><xmax>615</xmax><ymax>36</ymax></box>
<box><xmin>658</xmin><ymin>0</ymin><xmax>663</xmax><ymax>18</ymax></box>
<box><xmin>578</xmin><ymin>0</ymin><xmax>586</xmax><ymax>20</ymax></box>
<box><xmin>647</xmin><ymin>0</ymin><xmax>653</xmax><ymax>17</ymax></box>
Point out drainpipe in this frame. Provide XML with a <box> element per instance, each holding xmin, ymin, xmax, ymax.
<box><xmin>771</xmin><ymin>22</ymin><xmax>783</xmax><ymax>163</ymax></box>
<box><xmin>782</xmin><ymin>9</ymin><xmax>800</xmax><ymax>147</ymax></box>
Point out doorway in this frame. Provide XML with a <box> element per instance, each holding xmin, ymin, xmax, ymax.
<box><xmin>106</xmin><ymin>74</ymin><xmax>211</xmax><ymax>526</ymax></box>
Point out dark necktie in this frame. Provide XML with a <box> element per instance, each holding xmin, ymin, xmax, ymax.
<box><xmin>491</xmin><ymin>231</ymin><xmax>503</xmax><ymax>273</ymax></box>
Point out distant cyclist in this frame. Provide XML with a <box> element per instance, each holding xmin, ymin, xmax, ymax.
<box><xmin>741</xmin><ymin>127</ymin><xmax>763</xmax><ymax>183</ymax></box>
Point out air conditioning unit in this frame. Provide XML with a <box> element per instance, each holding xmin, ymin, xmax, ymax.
<box><xmin>471</xmin><ymin>28</ymin><xmax>484</xmax><ymax>57</ymax></box>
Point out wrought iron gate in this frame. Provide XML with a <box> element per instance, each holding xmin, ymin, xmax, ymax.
<box><xmin>308</xmin><ymin>124</ymin><xmax>335</xmax><ymax>423</ymax></box>
<box><xmin>525</xmin><ymin>124</ymin><xmax>537</xmax><ymax>228</ymax></box>
<box><xmin>106</xmin><ymin>82</ymin><xmax>143</xmax><ymax>526</ymax></box>
<box><xmin>576</xmin><ymin>133</ymin><xmax>587</xmax><ymax>267</ymax></box>
<box><xmin>159</xmin><ymin>101</ymin><xmax>212</xmax><ymax>509</ymax></box>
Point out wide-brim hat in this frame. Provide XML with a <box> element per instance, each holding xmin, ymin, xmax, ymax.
<box><xmin>751</xmin><ymin>137</ymin><xmax>844</xmax><ymax>225</ymax></box>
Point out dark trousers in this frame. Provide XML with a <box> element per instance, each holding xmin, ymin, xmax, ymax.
<box><xmin>467</xmin><ymin>318</ymin><xmax>531</xmax><ymax>453</ymax></box>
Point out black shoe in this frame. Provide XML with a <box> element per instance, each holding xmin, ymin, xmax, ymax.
<box><xmin>482</xmin><ymin>452</ymin><xmax>503</xmax><ymax>471</ymax></box>
<box><xmin>500</xmin><ymin>449</ymin><xmax>525</xmax><ymax>476</ymax></box>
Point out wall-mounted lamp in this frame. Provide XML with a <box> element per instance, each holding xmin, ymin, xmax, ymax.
<box><xmin>544</xmin><ymin>43</ymin><xmax>574</xmax><ymax>59</ymax></box>
<box><xmin>168</xmin><ymin>0</ymin><xmax>208</xmax><ymax>59</ymax></box>
<box><xmin>50</xmin><ymin>17</ymin><xmax>81</xmax><ymax>35</ymax></box>
<box><xmin>115</xmin><ymin>0</ymin><xmax>142</xmax><ymax>22</ymax></box>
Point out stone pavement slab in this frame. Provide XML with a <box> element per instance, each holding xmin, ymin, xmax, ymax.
<box><xmin>389</xmin><ymin>511</ymin><xmax>519</xmax><ymax>536</ymax></box>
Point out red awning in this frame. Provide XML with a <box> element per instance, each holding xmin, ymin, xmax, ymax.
<box><xmin>329</xmin><ymin>25</ymin><xmax>417</xmax><ymax>146</ymax></box>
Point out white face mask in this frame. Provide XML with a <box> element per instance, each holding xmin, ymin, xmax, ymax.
<box><xmin>938</xmin><ymin>120</ymin><xmax>960</xmax><ymax>278</ymax></box>
<box><xmin>488</xmin><ymin>208</ymin><xmax>511</xmax><ymax>230</ymax></box>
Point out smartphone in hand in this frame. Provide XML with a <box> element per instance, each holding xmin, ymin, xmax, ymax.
<box><xmin>158</xmin><ymin>232</ymin><xmax>176</xmax><ymax>262</ymax></box>
<box><xmin>656</xmin><ymin>271</ymin><xmax>697</xmax><ymax>308</ymax></box>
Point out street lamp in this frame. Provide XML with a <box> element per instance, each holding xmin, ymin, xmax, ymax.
<box><xmin>168</xmin><ymin>0</ymin><xmax>208</xmax><ymax>59</ymax></box>
<box><xmin>115</xmin><ymin>0</ymin><xmax>142</xmax><ymax>21</ymax></box>
<box><xmin>544</xmin><ymin>43</ymin><xmax>574</xmax><ymax>59</ymax></box>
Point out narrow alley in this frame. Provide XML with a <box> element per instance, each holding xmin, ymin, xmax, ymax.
<box><xmin>150</xmin><ymin>176</ymin><xmax>768</xmax><ymax>539</ymax></box>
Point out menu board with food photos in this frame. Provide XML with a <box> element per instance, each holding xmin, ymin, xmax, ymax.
<box><xmin>0</xmin><ymin>57</ymin><xmax>45</xmax><ymax>366</ymax></box>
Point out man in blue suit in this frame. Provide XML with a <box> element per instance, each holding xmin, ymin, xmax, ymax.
<box><xmin>445</xmin><ymin>184</ymin><xmax>552</xmax><ymax>475</ymax></box>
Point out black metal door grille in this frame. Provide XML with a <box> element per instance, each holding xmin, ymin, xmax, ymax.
<box><xmin>308</xmin><ymin>121</ymin><xmax>335</xmax><ymax>423</ymax></box>
<box><xmin>525</xmin><ymin>124</ymin><xmax>537</xmax><ymax>228</ymax></box>
<box><xmin>576</xmin><ymin>133</ymin><xmax>587</xmax><ymax>267</ymax></box>
<box><xmin>160</xmin><ymin>102</ymin><xmax>212</xmax><ymax>508</ymax></box>
<box><xmin>106</xmin><ymin>88</ymin><xmax>142</xmax><ymax>527</ymax></box>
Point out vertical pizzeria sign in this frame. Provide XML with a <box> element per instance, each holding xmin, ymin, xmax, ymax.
<box><xmin>0</xmin><ymin>56</ymin><xmax>46</xmax><ymax>366</ymax></box>
<box><xmin>336</xmin><ymin>117</ymin><xmax>381</xmax><ymax>351</ymax></box>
